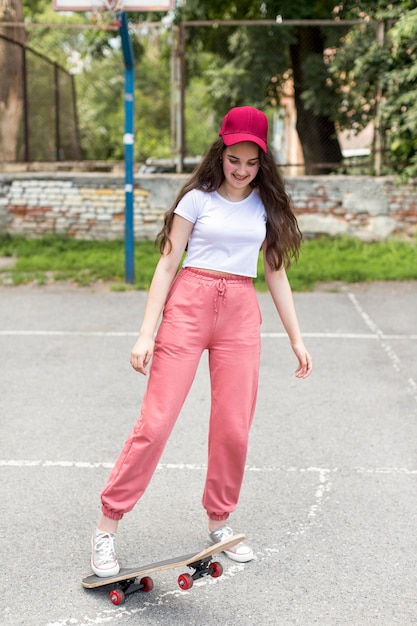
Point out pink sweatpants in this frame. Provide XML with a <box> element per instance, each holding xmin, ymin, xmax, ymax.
<box><xmin>101</xmin><ymin>267</ymin><xmax>262</xmax><ymax>522</ymax></box>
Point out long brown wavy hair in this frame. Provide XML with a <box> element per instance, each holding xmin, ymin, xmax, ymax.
<box><xmin>156</xmin><ymin>138</ymin><xmax>302</xmax><ymax>270</ymax></box>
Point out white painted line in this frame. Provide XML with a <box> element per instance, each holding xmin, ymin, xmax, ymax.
<box><xmin>0</xmin><ymin>330</ymin><xmax>136</xmax><ymax>337</ymax></box>
<box><xmin>0</xmin><ymin>459</ymin><xmax>115</xmax><ymax>468</ymax></box>
<box><xmin>2</xmin><ymin>460</ymin><xmax>417</xmax><ymax>475</ymax></box>
<box><xmin>348</xmin><ymin>292</ymin><xmax>417</xmax><ymax>403</ymax></box>
<box><xmin>0</xmin><ymin>329</ymin><xmax>416</xmax><ymax>339</ymax></box>
<box><xmin>263</xmin><ymin>331</ymin><xmax>417</xmax><ymax>340</ymax></box>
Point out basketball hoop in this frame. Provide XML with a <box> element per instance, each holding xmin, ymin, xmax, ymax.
<box><xmin>90</xmin><ymin>0</ymin><xmax>124</xmax><ymax>29</ymax></box>
<box><xmin>101</xmin><ymin>0</ymin><xmax>123</xmax><ymax>10</ymax></box>
<box><xmin>53</xmin><ymin>0</ymin><xmax>175</xmax><ymax>11</ymax></box>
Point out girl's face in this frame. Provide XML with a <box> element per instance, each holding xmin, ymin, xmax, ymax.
<box><xmin>221</xmin><ymin>142</ymin><xmax>260</xmax><ymax>192</ymax></box>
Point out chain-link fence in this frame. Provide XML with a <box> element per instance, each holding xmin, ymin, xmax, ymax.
<box><xmin>0</xmin><ymin>34</ymin><xmax>81</xmax><ymax>162</ymax></box>
<box><xmin>174</xmin><ymin>19</ymin><xmax>381</xmax><ymax>176</ymax></box>
<box><xmin>0</xmin><ymin>18</ymin><xmax>388</xmax><ymax>174</ymax></box>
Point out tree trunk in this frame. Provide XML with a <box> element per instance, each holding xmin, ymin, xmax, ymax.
<box><xmin>289</xmin><ymin>26</ymin><xmax>342</xmax><ymax>175</ymax></box>
<box><xmin>0</xmin><ymin>0</ymin><xmax>26</xmax><ymax>161</ymax></box>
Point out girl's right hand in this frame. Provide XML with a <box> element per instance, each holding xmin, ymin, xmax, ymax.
<box><xmin>130</xmin><ymin>334</ymin><xmax>154</xmax><ymax>375</ymax></box>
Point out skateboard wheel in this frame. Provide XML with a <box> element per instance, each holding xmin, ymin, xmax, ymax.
<box><xmin>209</xmin><ymin>561</ymin><xmax>223</xmax><ymax>578</ymax></box>
<box><xmin>140</xmin><ymin>576</ymin><xmax>154</xmax><ymax>592</ymax></box>
<box><xmin>178</xmin><ymin>572</ymin><xmax>194</xmax><ymax>590</ymax></box>
<box><xmin>109</xmin><ymin>589</ymin><xmax>125</xmax><ymax>605</ymax></box>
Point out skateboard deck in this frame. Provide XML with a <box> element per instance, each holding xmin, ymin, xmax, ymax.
<box><xmin>82</xmin><ymin>533</ymin><xmax>246</xmax><ymax>605</ymax></box>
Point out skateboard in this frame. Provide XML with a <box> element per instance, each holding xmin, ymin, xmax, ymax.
<box><xmin>82</xmin><ymin>533</ymin><xmax>245</xmax><ymax>605</ymax></box>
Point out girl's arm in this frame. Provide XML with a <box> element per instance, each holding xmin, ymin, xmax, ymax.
<box><xmin>130</xmin><ymin>215</ymin><xmax>194</xmax><ymax>375</ymax></box>
<box><xmin>262</xmin><ymin>244</ymin><xmax>312</xmax><ymax>379</ymax></box>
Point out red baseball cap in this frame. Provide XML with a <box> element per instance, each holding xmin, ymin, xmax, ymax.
<box><xmin>219</xmin><ymin>106</ymin><xmax>268</xmax><ymax>153</ymax></box>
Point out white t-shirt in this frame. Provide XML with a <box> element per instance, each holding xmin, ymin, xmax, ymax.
<box><xmin>174</xmin><ymin>188</ymin><xmax>267</xmax><ymax>277</ymax></box>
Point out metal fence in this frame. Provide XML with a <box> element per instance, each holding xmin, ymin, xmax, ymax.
<box><xmin>173</xmin><ymin>19</ymin><xmax>381</xmax><ymax>176</ymax></box>
<box><xmin>0</xmin><ymin>34</ymin><xmax>81</xmax><ymax>162</ymax></box>
<box><xmin>0</xmin><ymin>19</ymin><xmax>386</xmax><ymax>174</ymax></box>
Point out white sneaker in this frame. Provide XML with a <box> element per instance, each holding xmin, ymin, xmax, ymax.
<box><xmin>209</xmin><ymin>524</ymin><xmax>253</xmax><ymax>563</ymax></box>
<box><xmin>91</xmin><ymin>530</ymin><xmax>120</xmax><ymax>577</ymax></box>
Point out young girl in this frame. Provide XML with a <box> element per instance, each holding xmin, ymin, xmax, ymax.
<box><xmin>91</xmin><ymin>106</ymin><xmax>312</xmax><ymax>576</ymax></box>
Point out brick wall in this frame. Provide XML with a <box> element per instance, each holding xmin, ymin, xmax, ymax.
<box><xmin>0</xmin><ymin>173</ymin><xmax>177</xmax><ymax>241</ymax></box>
<box><xmin>290</xmin><ymin>176</ymin><xmax>417</xmax><ymax>241</ymax></box>
<box><xmin>0</xmin><ymin>173</ymin><xmax>416</xmax><ymax>241</ymax></box>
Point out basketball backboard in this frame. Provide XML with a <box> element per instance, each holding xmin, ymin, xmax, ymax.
<box><xmin>53</xmin><ymin>0</ymin><xmax>174</xmax><ymax>10</ymax></box>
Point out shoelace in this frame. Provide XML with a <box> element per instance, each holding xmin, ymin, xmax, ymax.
<box><xmin>211</xmin><ymin>525</ymin><xmax>233</xmax><ymax>542</ymax></box>
<box><xmin>95</xmin><ymin>533</ymin><xmax>116</xmax><ymax>564</ymax></box>
<box><xmin>211</xmin><ymin>526</ymin><xmax>249</xmax><ymax>552</ymax></box>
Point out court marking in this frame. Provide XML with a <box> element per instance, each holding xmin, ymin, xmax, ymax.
<box><xmin>1</xmin><ymin>329</ymin><xmax>416</xmax><ymax>339</ymax></box>
<box><xmin>2</xmin><ymin>460</ymin><xmax>417</xmax><ymax>475</ymax></box>
<box><xmin>348</xmin><ymin>291</ymin><xmax>417</xmax><ymax>403</ymax></box>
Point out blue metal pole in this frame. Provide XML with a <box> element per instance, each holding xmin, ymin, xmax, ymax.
<box><xmin>118</xmin><ymin>12</ymin><xmax>135</xmax><ymax>284</ymax></box>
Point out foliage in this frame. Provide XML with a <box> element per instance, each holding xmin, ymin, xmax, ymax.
<box><xmin>184</xmin><ymin>60</ymin><xmax>218</xmax><ymax>156</ymax></box>
<box><xmin>176</xmin><ymin>1</ymin><xmax>342</xmax><ymax>150</ymax></box>
<box><xmin>76</xmin><ymin>52</ymin><xmax>125</xmax><ymax>159</ymax></box>
<box><xmin>14</xmin><ymin>0</ymin><xmax>417</xmax><ymax>175</ymax></box>
<box><xmin>23</xmin><ymin>0</ymin><xmax>171</xmax><ymax>161</ymax></box>
<box><xmin>382</xmin><ymin>8</ymin><xmax>417</xmax><ymax>179</ymax></box>
<box><xmin>133</xmin><ymin>28</ymin><xmax>172</xmax><ymax>160</ymax></box>
<box><xmin>76</xmin><ymin>24</ymin><xmax>172</xmax><ymax>161</ymax></box>
<box><xmin>326</xmin><ymin>1</ymin><xmax>417</xmax><ymax>178</ymax></box>
<box><xmin>23</xmin><ymin>0</ymin><xmax>90</xmax><ymax>68</ymax></box>
<box><xmin>177</xmin><ymin>0</ymin><xmax>417</xmax><ymax>177</ymax></box>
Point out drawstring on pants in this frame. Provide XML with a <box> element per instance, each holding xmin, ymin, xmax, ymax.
<box><xmin>214</xmin><ymin>278</ymin><xmax>227</xmax><ymax>313</ymax></box>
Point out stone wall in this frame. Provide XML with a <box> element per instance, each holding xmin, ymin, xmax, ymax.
<box><xmin>0</xmin><ymin>172</ymin><xmax>416</xmax><ymax>241</ymax></box>
<box><xmin>291</xmin><ymin>176</ymin><xmax>417</xmax><ymax>241</ymax></box>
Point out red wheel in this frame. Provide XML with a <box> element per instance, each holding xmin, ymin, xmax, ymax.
<box><xmin>140</xmin><ymin>576</ymin><xmax>154</xmax><ymax>592</ymax></box>
<box><xmin>178</xmin><ymin>572</ymin><xmax>194</xmax><ymax>590</ymax></box>
<box><xmin>209</xmin><ymin>561</ymin><xmax>223</xmax><ymax>579</ymax></box>
<box><xmin>109</xmin><ymin>588</ymin><xmax>125</xmax><ymax>605</ymax></box>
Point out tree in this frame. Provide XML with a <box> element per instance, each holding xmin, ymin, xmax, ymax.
<box><xmin>177</xmin><ymin>0</ymin><xmax>417</xmax><ymax>178</ymax></box>
<box><xmin>76</xmin><ymin>25</ymin><xmax>172</xmax><ymax>161</ymax></box>
<box><xmin>20</xmin><ymin>0</ymin><xmax>172</xmax><ymax>162</ymax></box>
<box><xmin>287</xmin><ymin>24</ymin><xmax>343</xmax><ymax>173</ymax></box>
<box><xmin>383</xmin><ymin>8</ymin><xmax>417</xmax><ymax>178</ymax></box>
<box><xmin>6</xmin><ymin>0</ymin><xmax>416</xmax><ymax>176</ymax></box>
<box><xmin>333</xmin><ymin>0</ymin><xmax>417</xmax><ymax>178</ymax></box>
<box><xmin>325</xmin><ymin>0</ymin><xmax>417</xmax><ymax>177</ymax></box>
<box><xmin>0</xmin><ymin>0</ymin><xmax>25</xmax><ymax>160</ymax></box>
<box><xmin>175</xmin><ymin>0</ymin><xmax>343</xmax><ymax>173</ymax></box>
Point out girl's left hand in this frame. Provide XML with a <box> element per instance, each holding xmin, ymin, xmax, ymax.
<box><xmin>291</xmin><ymin>341</ymin><xmax>312</xmax><ymax>379</ymax></box>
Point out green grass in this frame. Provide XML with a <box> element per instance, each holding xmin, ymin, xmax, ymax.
<box><xmin>0</xmin><ymin>234</ymin><xmax>416</xmax><ymax>291</ymax></box>
<box><xmin>285</xmin><ymin>236</ymin><xmax>417</xmax><ymax>291</ymax></box>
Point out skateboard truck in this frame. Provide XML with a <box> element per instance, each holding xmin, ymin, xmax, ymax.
<box><xmin>109</xmin><ymin>556</ymin><xmax>223</xmax><ymax>604</ymax></box>
<box><xmin>177</xmin><ymin>555</ymin><xmax>223</xmax><ymax>590</ymax></box>
<box><xmin>109</xmin><ymin>575</ymin><xmax>153</xmax><ymax>606</ymax></box>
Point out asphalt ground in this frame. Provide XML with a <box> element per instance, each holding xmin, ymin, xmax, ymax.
<box><xmin>1</xmin><ymin>280</ymin><xmax>416</xmax><ymax>626</ymax></box>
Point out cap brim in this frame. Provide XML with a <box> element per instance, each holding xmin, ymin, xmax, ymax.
<box><xmin>222</xmin><ymin>133</ymin><xmax>267</xmax><ymax>153</ymax></box>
